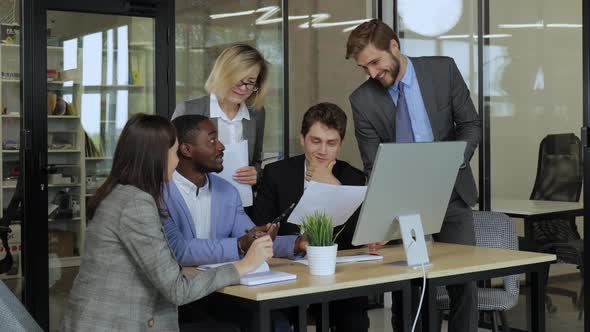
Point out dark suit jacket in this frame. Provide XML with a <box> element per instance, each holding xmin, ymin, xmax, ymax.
<box><xmin>253</xmin><ymin>154</ymin><xmax>366</xmax><ymax>250</ymax></box>
<box><xmin>172</xmin><ymin>95</ymin><xmax>266</xmax><ymax>173</ymax></box>
<box><xmin>349</xmin><ymin>56</ymin><xmax>481</xmax><ymax>207</ymax></box>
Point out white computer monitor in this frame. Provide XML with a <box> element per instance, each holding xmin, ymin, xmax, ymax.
<box><xmin>351</xmin><ymin>142</ymin><xmax>466</xmax><ymax>246</ymax></box>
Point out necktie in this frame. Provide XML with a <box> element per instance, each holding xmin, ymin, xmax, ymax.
<box><xmin>395</xmin><ymin>83</ymin><xmax>414</xmax><ymax>143</ymax></box>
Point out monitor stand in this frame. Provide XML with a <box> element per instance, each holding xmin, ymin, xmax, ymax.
<box><xmin>389</xmin><ymin>213</ymin><xmax>431</xmax><ymax>269</ymax></box>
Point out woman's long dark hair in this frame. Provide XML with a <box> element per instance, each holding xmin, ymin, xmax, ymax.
<box><xmin>87</xmin><ymin>113</ymin><xmax>176</xmax><ymax>219</ymax></box>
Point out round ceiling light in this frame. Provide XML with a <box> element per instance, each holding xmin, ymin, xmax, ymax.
<box><xmin>398</xmin><ymin>0</ymin><xmax>463</xmax><ymax>37</ymax></box>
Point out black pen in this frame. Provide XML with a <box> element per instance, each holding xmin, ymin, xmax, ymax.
<box><xmin>270</xmin><ymin>202</ymin><xmax>296</xmax><ymax>225</ymax></box>
<box><xmin>243</xmin><ymin>203</ymin><xmax>295</xmax><ymax>239</ymax></box>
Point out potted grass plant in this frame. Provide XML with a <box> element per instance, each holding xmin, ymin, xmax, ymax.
<box><xmin>300</xmin><ymin>211</ymin><xmax>345</xmax><ymax>276</ymax></box>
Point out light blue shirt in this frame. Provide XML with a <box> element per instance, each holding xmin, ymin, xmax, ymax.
<box><xmin>387</xmin><ymin>56</ymin><xmax>434</xmax><ymax>142</ymax></box>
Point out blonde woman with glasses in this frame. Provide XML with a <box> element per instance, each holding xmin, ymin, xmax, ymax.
<box><xmin>173</xmin><ymin>44</ymin><xmax>269</xmax><ymax>192</ymax></box>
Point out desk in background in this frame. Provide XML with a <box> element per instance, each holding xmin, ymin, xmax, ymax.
<box><xmin>491</xmin><ymin>198</ymin><xmax>583</xmax><ymax>240</ymax></box>
<box><xmin>477</xmin><ymin>198</ymin><xmax>583</xmax><ymax>240</ymax></box>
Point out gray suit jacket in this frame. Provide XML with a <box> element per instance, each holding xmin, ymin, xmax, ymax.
<box><xmin>62</xmin><ymin>185</ymin><xmax>239</xmax><ymax>332</ymax></box>
<box><xmin>0</xmin><ymin>281</ymin><xmax>42</xmax><ymax>332</ymax></box>
<box><xmin>349</xmin><ymin>56</ymin><xmax>481</xmax><ymax>206</ymax></box>
<box><xmin>172</xmin><ymin>95</ymin><xmax>266</xmax><ymax>173</ymax></box>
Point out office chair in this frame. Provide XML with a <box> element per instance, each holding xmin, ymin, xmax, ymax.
<box><xmin>529</xmin><ymin>133</ymin><xmax>583</xmax><ymax>317</ymax></box>
<box><xmin>436</xmin><ymin>211</ymin><xmax>519</xmax><ymax>332</ymax></box>
<box><xmin>0</xmin><ymin>280</ymin><xmax>42</xmax><ymax>332</ymax></box>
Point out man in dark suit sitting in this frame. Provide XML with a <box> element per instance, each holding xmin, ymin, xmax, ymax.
<box><xmin>254</xmin><ymin>102</ymin><xmax>370</xmax><ymax>332</ymax></box>
<box><xmin>346</xmin><ymin>19</ymin><xmax>481</xmax><ymax>332</ymax></box>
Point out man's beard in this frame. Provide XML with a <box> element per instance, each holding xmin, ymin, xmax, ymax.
<box><xmin>196</xmin><ymin>163</ymin><xmax>223</xmax><ymax>174</ymax></box>
<box><xmin>379</xmin><ymin>53</ymin><xmax>401</xmax><ymax>88</ymax></box>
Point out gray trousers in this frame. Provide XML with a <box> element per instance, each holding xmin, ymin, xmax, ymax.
<box><xmin>392</xmin><ymin>191</ymin><xmax>478</xmax><ymax>332</ymax></box>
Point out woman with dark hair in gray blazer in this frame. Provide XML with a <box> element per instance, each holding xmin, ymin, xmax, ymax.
<box><xmin>62</xmin><ymin>114</ymin><xmax>273</xmax><ymax>332</ymax></box>
<box><xmin>172</xmin><ymin>44</ymin><xmax>269</xmax><ymax>195</ymax></box>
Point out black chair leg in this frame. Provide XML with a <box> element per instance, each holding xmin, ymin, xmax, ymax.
<box><xmin>499</xmin><ymin>311</ymin><xmax>510</xmax><ymax>332</ymax></box>
<box><xmin>435</xmin><ymin>310</ymin><xmax>443</xmax><ymax>332</ymax></box>
<box><xmin>546</xmin><ymin>286</ymin><xmax>578</xmax><ymax>305</ymax></box>
<box><xmin>578</xmin><ymin>282</ymin><xmax>584</xmax><ymax>320</ymax></box>
<box><xmin>546</xmin><ymin>294</ymin><xmax>557</xmax><ymax>313</ymax></box>
<box><xmin>491</xmin><ymin>311</ymin><xmax>499</xmax><ymax>332</ymax></box>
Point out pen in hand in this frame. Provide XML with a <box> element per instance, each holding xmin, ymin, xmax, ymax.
<box><xmin>270</xmin><ymin>202</ymin><xmax>296</xmax><ymax>225</ymax></box>
<box><xmin>244</xmin><ymin>224</ymin><xmax>277</xmax><ymax>239</ymax></box>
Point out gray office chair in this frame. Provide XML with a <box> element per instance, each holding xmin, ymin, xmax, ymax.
<box><xmin>0</xmin><ymin>280</ymin><xmax>42</xmax><ymax>332</ymax></box>
<box><xmin>436</xmin><ymin>211</ymin><xmax>519</xmax><ymax>332</ymax></box>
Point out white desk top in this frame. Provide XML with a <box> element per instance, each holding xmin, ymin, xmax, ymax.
<box><xmin>489</xmin><ymin>198</ymin><xmax>583</xmax><ymax>217</ymax></box>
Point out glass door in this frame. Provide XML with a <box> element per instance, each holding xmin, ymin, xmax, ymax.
<box><xmin>43</xmin><ymin>12</ymin><xmax>156</xmax><ymax>330</ymax></box>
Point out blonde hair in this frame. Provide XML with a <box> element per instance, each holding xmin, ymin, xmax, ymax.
<box><xmin>205</xmin><ymin>44</ymin><xmax>269</xmax><ymax>110</ymax></box>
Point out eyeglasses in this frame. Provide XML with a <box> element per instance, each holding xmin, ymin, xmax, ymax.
<box><xmin>236</xmin><ymin>80</ymin><xmax>259</xmax><ymax>92</ymax></box>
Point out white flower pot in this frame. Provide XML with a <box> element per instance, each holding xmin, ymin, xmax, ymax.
<box><xmin>306</xmin><ymin>244</ymin><xmax>338</xmax><ymax>276</ymax></box>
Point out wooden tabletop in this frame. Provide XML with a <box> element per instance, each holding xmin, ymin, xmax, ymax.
<box><xmin>488</xmin><ymin>198</ymin><xmax>583</xmax><ymax>217</ymax></box>
<box><xmin>217</xmin><ymin>247</ymin><xmax>421</xmax><ymax>301</ymax></box>
<box><xmin>216</xmin><ymin>243</ymin><xmax>555</xmax><ymax>301</ymax></box>
<box><xmin>423</xmin><ymin>242</ymin><xmax>556</xmax><ymax>279</ymax></box>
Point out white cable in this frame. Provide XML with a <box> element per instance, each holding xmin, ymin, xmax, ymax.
<box><xmin>411</xmin><ymin>263</ymin><xmax>427</xmax><ymax>332</ymax></box>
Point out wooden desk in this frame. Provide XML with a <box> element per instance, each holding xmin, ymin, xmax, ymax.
<box><xmin>216</xmin><ymin>248</ymin><xmax>421</xmax><ymax>332</ymax></box>
<box><xmin>489</xmin><ymin>198</ymin><xmax>583</xmax><ymax>240</ymax></box>
<box><xmin>420</xmin><ymin>242</ymin><xmax>556</xmax><ymax>332</ymax></box>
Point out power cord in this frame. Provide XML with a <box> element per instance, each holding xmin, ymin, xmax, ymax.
<box><xmin>411</xmin><ymin>263</ymin><xmax>427</xmax><ymax>332</ymax></box>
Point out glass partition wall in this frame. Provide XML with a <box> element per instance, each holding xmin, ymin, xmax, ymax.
<box><xmin>287</xmin><ymin>0</ymin><xmax>374</xmax><ymax>167</ymax></box>
<box><xmin>489</xmin><ymin>1</ymin><xmax>583</xmax><ymax>329</ymax></box>
<box><xmin>175</xmin><ymin>0</ymin><xmax>284</xmax><ymax>161</ymax></box>
<box><xmin>174</xmin><ymin>0</ymin><xmax>374</xmax><ymax>167</ymax></box>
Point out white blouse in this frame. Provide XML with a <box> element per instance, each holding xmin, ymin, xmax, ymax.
<box><xmin>209</xmin><ymin>93</ymin><xmax>250</xmax><ymax>145</ymax></box>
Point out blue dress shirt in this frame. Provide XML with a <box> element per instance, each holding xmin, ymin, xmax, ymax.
<box><xmin>387</xmin><ymin>56</ymin><xmax>434</xmax><ymax>142</ymax></box>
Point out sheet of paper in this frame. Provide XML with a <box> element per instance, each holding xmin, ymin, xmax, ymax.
<box><xmin>287</xmin><ymin>181</ymin><xmax>367</xmax><ymax>227</ymax></box>
<box><xmin>216</xmin><ymin>140</ymin><xmax>253</xmax><ymax>207</ymax></box>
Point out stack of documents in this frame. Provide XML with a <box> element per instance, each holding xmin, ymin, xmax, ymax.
<box><xmin>198</xmin><ymin>261</ymin><xmax>297</xmax><ymax>286</ymax></box>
